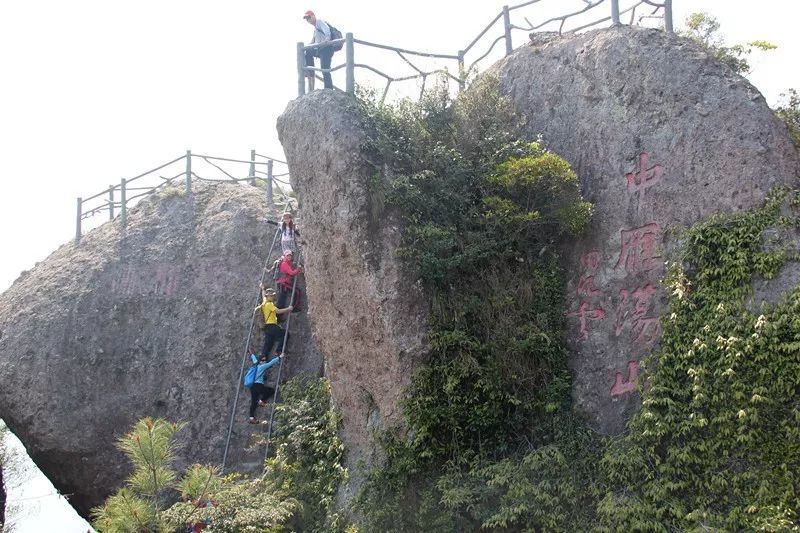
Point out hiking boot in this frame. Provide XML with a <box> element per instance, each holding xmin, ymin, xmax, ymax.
<box><xmin>248</xmin><ymin>417</ymin><xmax>259</xmax><ymax>425</ymax></box>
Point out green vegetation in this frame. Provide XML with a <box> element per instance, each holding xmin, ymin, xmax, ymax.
<box><xmin>353</xmin><ymin>78</ymin><xmax>600</xmax><ymax>531</ymax></box>
<box><xmin>351</xmin><ymin>79</ymin><xmax>800</xmax><ymax>531</ymax></box>
<box><xmin>93</xmin><ymin>377</ymin><xmax>347</xmax><ymax>533</ymax></box>
<box><xmin>263</xmin><ymin>377</ymin><xmax>348</xmax><ymax>533</ymax></box>
<box><xmin>597</xmin><ymin>189</ymin><xmax>800</xmax><ymax>532</ymax></box>
<box><xmin>682</xmin><ymin>12</ymin><xmax>776</xmax><ymax>75</ymax></box>
<box><xmin>776</xmin><ymin>89</ymin><xmax>800</xmax><ymax>152</ymax></box>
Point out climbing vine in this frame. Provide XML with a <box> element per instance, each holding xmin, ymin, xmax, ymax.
<box><xmin>352</xmin><ymin>78</ymin><xmax>800</xmax><ymax>531</ymax></box>
<box><xmin>598</xmin><ymin>189</ymin><xmax>800</xmax><ymax>532</ymax></box>
<box><xmin>353</xmin><ymin>77</ymin><xmax>600</xmax><ymax>531</ymax></box>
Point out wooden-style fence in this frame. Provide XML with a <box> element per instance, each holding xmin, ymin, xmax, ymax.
<box><xmin>298</xmin><ymin>0</ymin><xmax>674</xmax><ymax>101</ymax></box>
<box><xmin>75</xmin><ymin>151</ymin><xmax>292</xmax><ymax>244</ymax></box>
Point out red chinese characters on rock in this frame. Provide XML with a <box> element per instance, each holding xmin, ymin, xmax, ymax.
<box><xmin>614</xmin><ymin>222</ymin><xmax>661</xmax><ymax>275</ymax></box>
<box><xmin>610</xmin><ymin>360</ymin><xmax>640</xmax><ymax>396</ymax></box>
<box><xmin>569</xmin><ymin>251</ymin><xmax>607</xmax><ymax>341</ymax></box>
<box><xmin>568</xmin><ymin>301</ymin><xmax>607</xmax><ymax>341</ymax></box>
<box><xmin>626</xmin><ymin>152</ymin><xmax>663</xmax><ymax>216</ymax></box>
<box><xmin>576</xmin><ymin>250</ymin><xmax>602</xmax><ymax>298</ymax></box>
<box><xmin>614</xmin><ymin>283</ymin><xmax>660</xmax><ymax>346</ymax></box>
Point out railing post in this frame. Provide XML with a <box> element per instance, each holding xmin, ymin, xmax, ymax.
<box><xmin>185</xmin><ymin>150</ymin><xmax>192</xmax><ymax>193</ymax></box>
<box><xmin>503</xmin><ymin>5</ymin><xmax>513</xmax><ymax>56</ymax></box>
<box><xmin>75</xmin><ymin>197</ymin><xmax>82</xmax><ymax>244</ymax></box>
<box><xmin>457</xmin><ymin>50</ymin><xmax>465</xmax><ymax>92</ymax></box>
<box><xmin>108</xmin><ymin>186</ymin><xmax>115</xmax><ymax>220</ymax></box>
<box><xmin>345</xmin><ymin>33</ymin><xmax>355</xmax><ymax>94</ymax></box>
<box><xmin>120</xmin><ymin>178</ymin><xmax>127</xmax><ymax>228</ymax></box>
<box><xmin>611</xmin><ymin>0</ymin><xmax>620</xmax><ymax>25</ymax></box>
<box><xmin>663</xmin><ymin>0</ymin><xmax>673</xmax><ymax>33</ymax></box>
<box><xmin>249</xmin><ymin>149</ymin><xmax>256</xmax><ymax>186</ymax></box>
<box><xmin>297</xmin><ymin>42</ymin><xmax>306</xmax><ymax>97</ymax></box>
<box><xmin>267</xmin><ymin>159</ymin><xmax>274</xmax><ymax>206</ymax></box>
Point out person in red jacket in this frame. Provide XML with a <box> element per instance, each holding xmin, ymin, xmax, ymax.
<box><xmin>276</xmin><ymin>249</ymin><xmax>303</xmax><ymax>312</ymax></box>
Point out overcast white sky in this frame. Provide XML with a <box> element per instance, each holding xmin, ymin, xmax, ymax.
<box><xmin>1</xmin><ymin>1</ymin><xmax>798</xmax><ymax>293</ymax></box>
<box><xmin>0</xmin><ymin>1</ymin><xmax>798</xmax><ymax>528</ymax></box>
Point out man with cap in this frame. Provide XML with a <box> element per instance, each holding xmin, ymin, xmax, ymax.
<box><xmin>303</xmin><ymin>10</ymin><xmax>335</xmax><ymax>90</ymax></box>
<box><xmin>255</xmin><ymin>284</ymin><xmax>293</xmax><ymax>358</ymax></box>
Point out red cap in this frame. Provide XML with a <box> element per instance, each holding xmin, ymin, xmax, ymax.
<box><xmin>303</xmin><ymin>10</ymin><xmax>315</xmax><ymax>19</ymax></box>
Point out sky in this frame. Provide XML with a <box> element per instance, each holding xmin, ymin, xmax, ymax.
<box><xmin>1</xmin><ymin>422</ymin><xmax>93</xmax><ymax>532</ymax></box>
<box><xmin>0</xmin><ymin>0</ymin><xmax>798</xmax><ymax>528</ymax></box>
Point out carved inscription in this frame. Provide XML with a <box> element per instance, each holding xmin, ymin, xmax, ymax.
<box><xmin>610</xmin><ymin>360</ymin><xmax>639</xmax><ymax>396</ymax></box>
<box><xmin>568</xmin><ymin>152</ymin><xmax>666</xmax><ymax>397</ymax></box>
<box><xmin>112</xmin><ymin>263</ymin><xmax>181</xmax><ymax>298</ymax></box>
<box><xmin>614</xmin><ymin>222</ymin><xmax>661</xmax><ymax>275</ymax></box>
<box><xmin>626</xmin><ymin>152</ymin><xmax>663</xmax><ymax>216</ymax></box>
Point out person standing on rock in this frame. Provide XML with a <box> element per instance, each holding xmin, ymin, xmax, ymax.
<box><xmin>303</xmin><ymin>10</ymin><xmax>339</xmax><ymax>91</ymax></box>
<box><xmin>280</xmin><ymin>212</ymin><xmax>301</xmax><ymax>254</ymax></box>
<box><xmin>248</xmin><ymin>353</ymin><xmax>282</xmax><ymax>424</ymax></box>
<box><xmin>276</xmin><ymin>249</ymin><xmax>303</xmax><ymax>312</ymax></box>
<box><xmin>255</xmin><ymin>285</ymin><xmax>292</xmax><ymax>357</ymax></box>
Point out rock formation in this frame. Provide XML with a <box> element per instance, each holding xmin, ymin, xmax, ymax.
<box><xmin>0</xmin><ymin>183</ymin><xmax>322</xmax><ymax>516</ymax></box>
<box><xmin>277</xmin><ymin>90</ymin><xmax>428</xmax><ymax>482</ymax></box>
<box><xmin>0</xmin><ymin>462</ymin><xmax>5</xmax><ymax>528</ymax></box>
<box><xmin>493</xmin><ymin>26</ymin><xmax>800</xmax><ymax>433</ymax></box>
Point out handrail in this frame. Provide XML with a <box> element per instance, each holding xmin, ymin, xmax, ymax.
<box><xmin>74</xmin><ymin>150</ymin><xmax>292</xmax><ymax>244</ymax></box>
<box><xmin>353</xmin><ymin>39</ymin><xmax>461</xmax><ymax>60</ymax></box>
<box><xmin>296</xmin><ymin>0</ymin><xmax>672</xmax><ymax>100</ymax></box>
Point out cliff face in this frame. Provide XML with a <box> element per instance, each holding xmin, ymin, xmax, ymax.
<box><xmin>494</xmin><ymin>26</ymin><xmax>800</xmax><ymax>433</ymax></box>
<box><xmin>0</xmin><ymin>183</ymin><xmax>321</xmax><ymax>516</ymax></box>
<box><xmin>277</xmin><ymin>90</ymin><xmax>428</xmax><ymax>481</ymax></box>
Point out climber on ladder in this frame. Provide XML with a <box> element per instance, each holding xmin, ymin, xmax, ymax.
<box><xmin>246</xmin><ymin>353</ymin><xmax>283</xmax><ymax>425</ymax></box>
<box><xmin>280</xmin><ymin>211</ymin><xmax>301</xmax><ymax>254</ymax></box>
<box><xmin>255</xmin><ymin>285</ymin><xmax>293</xmax><ymax>357</ymax></box>
<box><xmin>276</xmin><ymin>249</ymin><xmax>303</xmax><ymax>312</ymax></box>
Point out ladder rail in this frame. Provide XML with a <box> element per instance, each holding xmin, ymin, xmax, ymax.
<box><xmin>262</xmin><ymin>238</ymin><xmax>303</xmax><ymax>463</ymax></box>
<box><xmin>220</xmin><ymin>212</ymin><xmax>288</xmax><ymax>472</ymax></box>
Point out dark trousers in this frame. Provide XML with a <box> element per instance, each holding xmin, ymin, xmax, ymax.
<box><xmin>277</xmin><ymin>284</ymin><xmax>303</xmax><ymax>312</ymax></box>
<box><xmin>261</xmin><ymin>323</ymin><xmax>287</xmax><ymax>357</ymax></box>
<box><xmin>305</xmin><ymin>46</ymin><xmax>334</xmax><ymax>89</ymax></box>
<box><xmin>249</xmin><ymin>383</ymin><xmax>276</xmax><ymax>418</ymax></box>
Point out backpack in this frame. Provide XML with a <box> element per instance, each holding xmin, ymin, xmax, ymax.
<box><xmin>243</xmin><ymin>365</ymin><xmax>257</xmax><ymax>389</ymax></box>
<box><xmin>328</xmin><ymin>24</ymin><xmax>344</xmax><ymax>51</ymax></box>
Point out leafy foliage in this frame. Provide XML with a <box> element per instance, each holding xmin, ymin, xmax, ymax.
<box><xmin>682</xmin><ymin>12</ymin><xmax>776</xmax><ymax>75</ymax></box>
<box><xmin>262</xmin><ymin>377</ymin><xmax>349</xmax><ymax>533</ymax></box>
<box><xmin>776</xmin><ymin>88</ymin><xmax>800</xmax><ymax>152</ymax></box>
<box><xmin>597</xmin><ymin>189</ymin><xmax>800</xmax><ymax>531</ymax></box>
<box><xmin>91</xmin><ymin>417</ymin><xmax>296</xmax><ymax>533</ymax></box>
<box><xmin>353</xmin><ymin>77</ymin><xmax>598</xmax><ymax>531</ymax></box>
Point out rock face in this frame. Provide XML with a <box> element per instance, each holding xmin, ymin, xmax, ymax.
<box><xmin>494</xmin><ymin>26</ymin><xmax>800</xmax><ymax>433</ymax></box>
<box><xmin>277</xmin><ymin>90</ymin><xmax>428</xmax><ymax>481</ymax></box>
<box><xmin>0</xmin><ymin>183</ymin><xmax>322</xmax><ymax>516</ymax></box>
<box><xmin>1</xmin><ymin>462</ymin><xmax>5</xmax><ymax>527</ymax></box>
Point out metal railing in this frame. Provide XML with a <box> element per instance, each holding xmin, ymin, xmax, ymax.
<box><xmin>297</xmin><ymin>0</ymin><xmax>673</xmax><ymax>101</ymax></box>
<box><xmin>75</xmin><ymin>150</ymin><xmax>293</xmax><ymax>244</ymax></box>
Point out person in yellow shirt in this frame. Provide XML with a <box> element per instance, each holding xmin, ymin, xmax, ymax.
<box><xmin>255</xmin><ymin>285</ymin><xmax>293</xmax><ymax>357</ymax></box>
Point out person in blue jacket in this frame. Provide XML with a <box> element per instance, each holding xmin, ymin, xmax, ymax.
<box><xmin>248</xmin><ymin>353</ymin><xmax>282</xmax><ymax>424</ymax></box>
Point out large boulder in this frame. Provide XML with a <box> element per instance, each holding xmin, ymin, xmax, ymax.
<box><xmin>494</xmin><ymin>26</ymin><xmax>800</xmax><ymax>433</ymax></box>
<box><xmin>277</xmin><ymin>90</ymin><xmax>428</xmax><ymax>485</ymax></box>
<box><xmin>0</xmin><ymin>183</ymin><xmax>321</xmax><ymax>516</ymax></box>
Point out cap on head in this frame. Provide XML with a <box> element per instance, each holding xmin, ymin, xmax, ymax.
<box><xmin>283</xmin><ymin>249</ymin><xmax>294</xmax><ymax>257</ymax></box>
<box><xmin>263</xmin><ymin>287</ymin><xmax>277</xmax><ymax>296</ymax></box>
<box><xmin>303</xmin><ymin>10</ymin><xmax>315</xmax><ymax>19</ymax></box>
